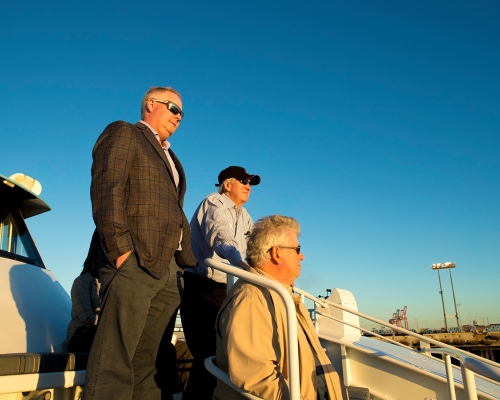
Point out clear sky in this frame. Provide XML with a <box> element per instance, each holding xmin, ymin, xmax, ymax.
<box><xmin>1</xmin><ymin>1</ymin><xmax>499</xmax><ymax>330</ymax></box>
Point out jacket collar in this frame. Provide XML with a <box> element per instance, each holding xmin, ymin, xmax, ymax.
<box><xmin>251</xmin><ymin>267</ymin><xmax>294</xmax><ymax>296</ymax></box>
<box><xmin>135</xmin><ymin>121</ymin><xmax>184</xmax><ymax>197</ymax></box>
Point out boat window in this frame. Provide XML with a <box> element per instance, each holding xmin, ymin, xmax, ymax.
<box><xmin>0</xmin><ymin>210</ymin><xmax>44</xmax><ymax>267</ymax></box>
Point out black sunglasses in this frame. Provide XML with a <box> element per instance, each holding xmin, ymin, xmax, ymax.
<box><xmin>238</xmin><ymin>179</ymin><xmax>252</xmax><ymax>185</ymax></box>
<box><xmin>267</xmin><ymin>245</ymin><xmax>301</xmax><ymax>254</ymax></box>
<box><xmin>149</xmin><ymin>98</ymin><xmax>184</xmax><ymax>119</ymax></box>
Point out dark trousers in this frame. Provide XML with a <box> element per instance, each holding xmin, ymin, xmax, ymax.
<box><xmin>179</xmin><ymin>272</ymin><xmax>227</xmax><ymax>400</ymax></box>
<box><xmin>156</xmin><ymin>309</ymin><xmax>184</xmax><ymax>399</ymax></box>
<box><xmin>83</xmin><ymin>249</ymin><xmax>183</xmax><ymax>400</ymax></box>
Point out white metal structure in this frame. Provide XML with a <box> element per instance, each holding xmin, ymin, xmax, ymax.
<box><xmin>205</xmin><ymin>259</ymin><xmax>500</xmax><ymax>400</ymax></box>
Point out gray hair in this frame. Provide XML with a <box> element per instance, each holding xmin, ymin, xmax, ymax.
<box><xmin>141</xmin><ymin>86</ymin><xmax>181</xmax><ymax>118</ymax></box>
<box><xmin>246</xmin><ymin>215</ymin><xmax>300</xmax><ymax>267</ymax></box>
<box><xmin>218</xmin><ymin>178</ymin><xmax>235</xmax><ymax>194</ymax></box>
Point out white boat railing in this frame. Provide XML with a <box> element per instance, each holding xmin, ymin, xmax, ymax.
<box><xmin>313</xmin><ymin>296</ymin><xmax>500</xmax><ymax>368</ymax></box>
<box><xmin>205</xmin><ymin>259</ymin><xmax>500</xmax><ymax>400</ymax></box>
<box><xmin>204</xmin><ymin>258</ymin><xmax>300</xmax><ymax>400</ymax></box>
<box><xmin>204</xmin><ymin>356</ymin><xmax>263</xmax><ymax>400</ymax></box>
<box><xmin>299</xmin><ymin>290</ymin><xmax>500</xmax><ymax>400</ymax></box>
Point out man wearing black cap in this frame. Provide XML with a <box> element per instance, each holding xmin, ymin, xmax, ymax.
<box><xmin>180</xmin><ymin>166</ymin><xmax>260</xmax><ymax>399</ymax></box>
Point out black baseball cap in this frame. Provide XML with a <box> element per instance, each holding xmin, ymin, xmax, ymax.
<box><xmin>215</xmin><ymin>166</ymin><xmax>261</xmax><ymax>187</ymax></box>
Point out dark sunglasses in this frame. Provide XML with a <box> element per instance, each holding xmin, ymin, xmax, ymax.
<box><xmin>267</xmin><ymin>245</ymin><xmax>301</xmax><ymax>254</ymax></box>
<box><xmin>149</xmin><ymin>98</ymin><xmax>184</xmax><ymax>119</ymax></box>
<box><xmin>238</xmin><ymin>179</ymin><xmax>252</xmax><ymax>185</ymax></box>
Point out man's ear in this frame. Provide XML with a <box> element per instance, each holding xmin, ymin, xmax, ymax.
<box><xmin>269</xmin><ymin>246</ymin><xmax>281</xmax><ymax>263</ymax></box>
<box><xmin>145</xmin><ymin>98</ymin><xmax>154</xmax><ymax>113</ymax></box>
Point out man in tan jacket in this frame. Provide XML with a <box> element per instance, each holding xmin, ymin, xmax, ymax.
<box><xmin>214</xmin><ymin>215</ymin><xmax>348</xmax><ymax>400</ymax></box>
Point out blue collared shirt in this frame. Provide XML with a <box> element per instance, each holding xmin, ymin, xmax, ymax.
<box><xmin>186</xmin><ymin>193</ymin><xmax>253</xmax><ymax>283</ymax></box>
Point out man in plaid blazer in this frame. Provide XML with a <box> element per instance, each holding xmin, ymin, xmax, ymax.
<box><xmin>84</xmin><ymin>86</ymin><xmax>197</xmax><ymax>400</ymax></box>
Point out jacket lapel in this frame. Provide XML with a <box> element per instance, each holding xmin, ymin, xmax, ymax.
<box><xmin>168</xmin><ymin>149</ymin><xmax>186</xmax><ymax>200</ymax></box>
<box><xmin>135</xmin><ymin>122</ymin><xmax>178</xmax><ymax>193</ymax></box>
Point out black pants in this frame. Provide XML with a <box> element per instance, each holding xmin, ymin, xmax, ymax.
<box><xmin>83</xmin><ymin>249</ymin><xmax>183</xmax><ymax>400</ymax></box>
<box><xmin>179</xmin><ymin>272</ymin><xmax>227</xmax><ymax>400</ymax></box>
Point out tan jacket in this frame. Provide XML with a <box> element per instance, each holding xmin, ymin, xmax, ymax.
<box><xmin>214</xmin><ymin>268</ymin><xmax>347</xmax><ymax>400</ymax></box>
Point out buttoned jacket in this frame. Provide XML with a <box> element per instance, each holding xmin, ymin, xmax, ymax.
<box><xmin>91</xmin><ymin>120</ymin><xmax>197</xmax><ymax>279</ymax></box>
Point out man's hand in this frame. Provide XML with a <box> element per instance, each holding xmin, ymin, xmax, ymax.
<box><xmin>234</xmin><ymin>261</ymin><xmax>250</xmax><ymax>271</ymax></box>
<box><xmin>115</xmin><ymin>250</ymin><xmax>132</xmax><ymax>268</ymax></box>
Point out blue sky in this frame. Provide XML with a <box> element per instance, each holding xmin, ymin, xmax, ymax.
<box><xmin>1</xmin><ymin>1</ymin><xmax>499</xmax><ymax>329</ymax></box>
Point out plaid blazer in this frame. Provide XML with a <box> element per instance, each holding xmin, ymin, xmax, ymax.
<box><xmin>91</xmin><ymin>121</ymin><xmax>197</xmax><ymax>279</ymax></box>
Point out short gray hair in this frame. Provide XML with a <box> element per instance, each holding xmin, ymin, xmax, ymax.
<box><xmin>218</xmin><ymin>178</ymin><xmax>235</xmax><ymax>194</ymax></box>
<box><xmin>141</xmin><ymin>86</ymin><xmax>181</xmax><ymax>118</ymax></box>
<box><xmin>246</xmin><ymin>215</ymin><xmax>300</xmax><ymax>267</ymax></box>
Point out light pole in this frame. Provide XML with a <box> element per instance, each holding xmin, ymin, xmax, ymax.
<box><xmin>432</xmin><ymin>265</ymin><xmax>448</xmax><ymax>331</ymax></box>
<box><xmin>431</xmin><ymin>262</ymin><xmax>459</xmax><ymax>331</ymax></box>
<box><xmin>447</xmin><ymin>266</ymin><xmax>460</xmax><ymax>328</ymax></box>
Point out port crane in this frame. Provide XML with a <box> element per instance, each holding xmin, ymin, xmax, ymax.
<box><xmin>389</xmin><ymin>306</ymin><xmax>409</xmax><ymax>330</ymax></box>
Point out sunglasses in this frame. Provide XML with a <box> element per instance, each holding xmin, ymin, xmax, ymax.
<box><xmin>149</xmin><ymin>98</ymin><xmax>184</xmax><ymax>119</ymax></box>
<box><xmin>267</xmin><ymin>245</ymin><xmax>301</xmax><ymax>254</ymax></box>
<box><xmin>238</xmin><ymin>179</ymin><xmax>252</xmax><ymax>185</ymax></box>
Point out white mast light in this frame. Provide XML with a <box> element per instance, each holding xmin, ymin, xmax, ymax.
<box><xmin>431</xmin><ymin>262</ymin><xmax>456</xmax><ymax>270</ymax></box>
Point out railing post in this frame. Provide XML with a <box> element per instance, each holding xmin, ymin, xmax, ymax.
<box><xmin>444</xmin><ymin>354</ymin><xmax>457</xmax><ymax>400</ymax></box>
<box><xmin>227</xmin><ymin>274</ymin><xmax>235</xmax><ymax>291</ymax></box>
<box><xmin>314</xmin><ymin>304</ymin><xmax>319</xmax><ymax>333</ymax></box>
<box><xmin>340</xmin><ymin>345</ymin><xmax>350</xmax><ymax>387</ymax></box>
<box><xmin>461</xmin><ymin>363</ymin><xmax>477</xmax><ymax>400</ymax></box>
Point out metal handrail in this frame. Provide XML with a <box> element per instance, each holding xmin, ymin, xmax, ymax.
<box><xmin>204</xmin><ymin>258</ymin><xmax>301</xmax><ymax>400</ymax></box>
<box><xmin>293</xmin><ymin>287</ymin><xmax>328</xmax><ymax>308</ymax></box>
<box><xmin>306</xmin><ymin>293</ymin><xmax>500</xmax><ymax>399</ymax></box>
<box><xmin>420</xmin><ymin>347</ymin><xmax>500</xmax><ymax>383</ymax></box>
<box><xmin>316</xmin><ymin>297</ymin><xmax>500</xmax><ymax>370</ymax></box>
<box><xmin>207</xmin><ymin>260</ymin><xmax>500</xmax><ymax>399</ymax></box>
<box><xmin>419</xmin><ymin>347</ymin><xmax>500</xmax><ymax>400</ymax></box>
<box><xmin>316</xmin><ymin>312</ymin><xmax>414</xmax><ymax>350</ymax></box>
<box><xmin>204</xmin><ymin>356</ymin><xmax>263</xmax><ymax>399</ymax></box>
